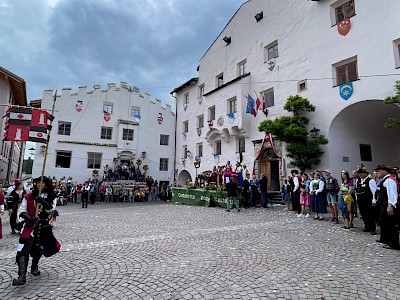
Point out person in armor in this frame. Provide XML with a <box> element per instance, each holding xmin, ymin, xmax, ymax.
<box><xmin>12</xmin><ymin>176</ymin><xmax>61</xmax><ymax>286</ymax></box>
<box><xmin>375</xmin><ymin>165</ymin><xmax>399</xmax><ymax>250</ymax></box>
<box><xmin>355</xmin><ymin>167</ymin><xmax>377</xmax><ymax>234</ymax></box>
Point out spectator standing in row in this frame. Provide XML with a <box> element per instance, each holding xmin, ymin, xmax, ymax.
<box><xmin>339</xmin><ymin>187</ymin><xmax>353</xmax><ymax>229</ymax></box>
<box><xmin>98</xmin><ymin>183</ymin><xmax>105</xmax><ymax>204</ymax></box>
<box><xmin>281</xmin><ymin>178</ymin><xmax>292</xmax><ymax>211</ymax></box>
<box><xmin>375</xmin><ymin>165</ymin><xmax>399</xmax><ymax>250</ymax></box>
<box><xmin>291</xmin><ymin>170</ymin><xmax>302</xmax><ymax>214</ymax></box>
<box><xmin>298</xmin><ymin>173</ymin><xmax>311</xmax><ymax>218</ymax></box>
<box><xmin>340</xmin><ymin>170</ymin><xmax>356</xmax><ymax>228</ymax></box>
<box><xmin>355</xmin><ymin>167</ymin><xmax>377</xmax><ymax>234</ymax></box>
<box><xmin>242</xmin><ymin>173</ymin><xmax>251</xmax><ymax>209</ymax></box>
<box><xmin>226</xmin><ymin>177</ymin><xmax>239</xmax><ymax>212</ymax></box>
<box><xmin>259</xmin><ymin>174</ymin><xmax>269</xmax><ymax>209</ymax></box>
<box><xmin>323</xmin><ymin>169</ymin><xmax>340</xmax><ymax>224</ymax></box>
<box><xmin>105</xmin><ymin>184</ymin><xmax>112</xmax><ymax>202</ymax></box>
<box><xmin>250</xmin><ymin>175</ymin><xmax>259</xmax><ymax>208</ymax></box>
<box><xmin>81</xmin><ymin>183</ymin><xmax>89</xmax><ymax>208</ymax></box>
<box><xmin>310</xmin><ymin>172</ymin><xmax>325</xmax><ymax>220</ymax></box>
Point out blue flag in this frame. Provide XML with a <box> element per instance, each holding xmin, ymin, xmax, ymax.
<box><xmin>245</xmin><ymin>94</ymin><xmax>255</xmax><ymax>114</ymax></box>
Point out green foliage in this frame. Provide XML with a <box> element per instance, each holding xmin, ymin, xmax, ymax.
<box><xmin>384</xmin><ymin>81</ymin><xmax>400</xmax><ymax>128</ymax></box>
<box><xmin>258</xmin><ymin>95</ymin><xmax>328</xmax><ymax>171</ymax></box>
<box><xmin>284</xmin><ymin>95</ymin><xmax>316</xmax><ymax>116</ymax></box>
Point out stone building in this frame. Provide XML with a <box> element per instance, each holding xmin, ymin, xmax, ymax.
<box><xmin>32</xmin><ymin>82</ymin><xmax>176</xmax><ymax>184</ymax></box>
<box><xmin>172</xmin><ymin>0</ymin><xmax>400</xmax><ymax>188</ymax></box>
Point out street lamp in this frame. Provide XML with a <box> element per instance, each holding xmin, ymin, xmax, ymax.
<box><xmin>309</xmin><ymin>127</ymin><xmax>320</xmax><ymax>138</ymax></box>
<box><xmin>194</xmin><ymin>156</ymin><xmax>201</xmax><ymax>186</ymax></box>
<box><xmin>28</xmin><ymin>147</ymin><xmax>35</xmax><ymax>157</ymax></box>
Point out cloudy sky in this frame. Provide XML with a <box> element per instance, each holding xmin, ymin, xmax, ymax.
<box><xmin>0</xmin><ymin>0</ymin><xmax>244</xmax><ymax>157</ymax></box>
<box><xmin>1</xmin><ymin>0</ymin><xmax>244</xmax><ymax>102</ymax></box>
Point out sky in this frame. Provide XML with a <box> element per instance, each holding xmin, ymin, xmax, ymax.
<box><xmin>0</xmin><ymin>0</ymin><xmax>245</xmax><ymax>158</ymax></box>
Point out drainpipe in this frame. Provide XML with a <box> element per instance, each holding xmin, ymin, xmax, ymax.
<box><xmin>172</xmin><ymin>92</ymin><xmax>178</xmax><ymax>186</ymax></box>
<box><xmin>6</xmin><ymin>141</ymin><xmax>14</xmax><ymax>183</ymax></box>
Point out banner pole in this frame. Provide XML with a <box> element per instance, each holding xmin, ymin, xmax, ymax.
<box><xmin>36</xmin><ymin>91</ymin><xmax>57</xmax><ymax>216</ymax></box>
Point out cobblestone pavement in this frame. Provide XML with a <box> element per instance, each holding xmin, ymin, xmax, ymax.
<box><xmin>1</xmin><ymin>202</ymin><xmax>400</xmax><ymax>300</ymax></box>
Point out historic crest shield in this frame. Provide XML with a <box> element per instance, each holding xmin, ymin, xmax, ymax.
<box><xmin>339</xmin><ymin>82</ymin><xmax>353</xmax><ymax>100</ymax></box>
<box><xmin>183</xmin><ymin>103</ymin><xmax>188</xmax><ymax>111</ymax></box>
<box><xmin>124</xmin><ymin>141</ymin><xmax>131</xmax><ymax>149</ymax></box>
<box><xmin>208</xmin><ymin>120</ymin><xmax>213</xmax><ymax>129</ymax></box>
<box><xmin>104</xmin><ymin>112</ymin><xmax>111</xmax><ymax>122</ymax></box>
<box><xmin>157</xmin><ymin>113</ymin><xmax>163</xmax><ymax>124</ymax></box>
<box><xmin>197</xmin><ymin>96</ymin><xmax>203</xmax><ymax>105</ymax></box>
<box><xmin>267</xmin><ymin>59</ymin><xmax>276</xmax><ymax>71</ymax></box>
<box><xmin>227</xmin><ymin>113</ymin><xmax>235</xmax><ymax>124</ymax></box>
<box><xmin>338</xmin><ymin>18</ymin><xmax>351</xmax><ymax>36</ymax></box>
<box><xmin>75</xmin><ymin>101</ymin><xmax>83</xmax><ymax>112</ymax></box>
<box><xmin>134</xmin><ymin>114</ymin><xmax>141</xmax><ymax>123</ymax></box>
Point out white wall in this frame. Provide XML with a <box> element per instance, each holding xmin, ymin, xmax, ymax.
<box><xmin>174</xmin><ymin>0</ymin><xmax>400</xmax><ymax>181</ymax></box>
<box><xmin>32</xmin><ymin>83</ymin><xmax>176</xmax><ymax>184</ymax></box>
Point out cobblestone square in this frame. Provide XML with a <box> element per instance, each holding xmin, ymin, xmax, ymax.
<box><xmin>1</xmin><ymin>202</ymin><xmax>399</xmax><ymax>299</ymax></box>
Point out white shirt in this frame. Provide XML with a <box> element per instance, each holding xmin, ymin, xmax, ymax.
<box><xmin>293</xmin><ymin>176</ymin><xmax>300</xmax><ymax>191</ymax></box>
<box><xmin>382</xmin><ymin>175</ymin><xmax>398</xmax><ymax>208</ymax></box>
<box><xmin>309</xmin><ymin>179</ymin><xmax>324</xmax><ymax>194</ymax></box>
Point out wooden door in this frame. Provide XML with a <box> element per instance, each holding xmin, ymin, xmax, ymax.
<box><xmin>259</xmin><ymin>160</ymin><xmax>272</xmax><ymax>190</ymax></box>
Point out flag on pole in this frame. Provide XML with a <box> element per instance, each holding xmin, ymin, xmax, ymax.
<box><xmin>245</xmin><ymin>94</ymin><xmax>255</xmax><ymax>115</ymax></box>
<box><xmin>4</xmin><ymin>107</ymin><xmax>54</xmax><ymax>143</ymax></box>
<box><xmin>256</xmin><ymin>96</ymin><xmax>261</xmax><ymax>111</ymax></box>
<box><xmin>262</xmin><ymin>94</ymin><xmax>266</xmax><ymax>111</ymax></box>
<box><xmin>7</xmin><ymin>107</ymin><xmax>32</xmax><ymax>125</ymax></box>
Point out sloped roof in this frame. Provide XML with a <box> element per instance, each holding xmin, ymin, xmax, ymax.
<box><xmin>0</xmin><ymin>66</ymin><xmax>28</xmax><ymax>106</ymax></box>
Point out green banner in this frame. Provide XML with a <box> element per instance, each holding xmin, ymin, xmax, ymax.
<box><xmin>172</xmin><ymin>188</ymin><xmax>238</xmax><ymax>209</ymax></box>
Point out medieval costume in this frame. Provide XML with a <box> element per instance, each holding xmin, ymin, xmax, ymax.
<box><xmin>8</xmin><ymin>180</ymin><xmax>26</xmax><ymax>234</ymax></box>
<box><xmin>12</xmin><ymin>176</ymin><xmax>61</xmax><ymax>286</ymax></box>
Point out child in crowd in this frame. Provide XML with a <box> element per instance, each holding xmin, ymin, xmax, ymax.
<box><xmin>281</xmin><ymin>179</ymin><xmax>291</xmax><ymax>211</ymax></box>
<box><xmin>339</xmin><ymin>187</ymin><xmax>353</xmax><ymax>229</ymax></box>
<box><xmin>129</xmin><ymin>188</ymin><xmax>134</xmax><ymax>202</ymax></box>
<box><xmin>298</xmin><ymin>173</ymin><xmax>311</xmax><ymax>218</ymax></box>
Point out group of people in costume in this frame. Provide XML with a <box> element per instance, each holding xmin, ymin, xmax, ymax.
<box><xmin>282</xmin><ymin>165</ymin><xmax>399</xmax><ymax>250</ymax></box>
<box><xmin>0</xmin><ymin>176</ymin><xmax>61</xmax><ymax>286</ymax></box>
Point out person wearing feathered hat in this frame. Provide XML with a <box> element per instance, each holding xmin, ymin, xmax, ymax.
<box><xmin>12</xmin><ymin>176</ymin><xmax>61</xmax><ymax>286</ymax></box>
<box><xmin>374</xmin><ymin>165</ymin><xmax>399</xmax><ymax>250</ymax></box>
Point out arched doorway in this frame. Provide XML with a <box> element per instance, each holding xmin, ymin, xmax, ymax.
<box><xmin>259</xmin><ymin>147</ymin><xmax>281</xmax><ymax>191</ymax></box>
<box><xmin>177</xmin><ymin>170</ymin><xmax>192</xmax><ymax>187</ymax></box>
<box><xmin>327</xmin><ymin>100</ymin><xmax>400</xmax><ymax>176</ymax></box>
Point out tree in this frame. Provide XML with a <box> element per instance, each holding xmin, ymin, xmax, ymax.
<box><xmin>258</xmin><ymin>95</ymin><xmax>328</xmax><ymax>172</ymax></box>
<box><xmin>384</xmin><ymin>81</ymin><xmax>400</xmax><ymax>128</ymax></box>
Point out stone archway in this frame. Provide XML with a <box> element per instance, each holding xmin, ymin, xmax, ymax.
<box><xmin>177</xmin><ymin>170</ymin><xmax>192</xmax><ymax>187</ymax></box>
<box><xmin>327</xmin><ymin>99</ymin><xmax>400</xmax><ymax>176</ymax></box>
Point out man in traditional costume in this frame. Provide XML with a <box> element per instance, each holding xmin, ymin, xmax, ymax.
<box><xmin>355</xmin><ymin>167</ymin><xmax>377</xmax><ymax>234</ymax></box>
<box><xmin>375</xmin><ymin>165</ymin><xmax>399</xmax><ymax>250</ymax></box>
<box><xmin>12</xmin><ymin>176</ymin><xmax>61</xmax><ymax>286</ymax></box>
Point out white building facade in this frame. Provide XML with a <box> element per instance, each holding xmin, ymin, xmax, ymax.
<box><xmin>0</xmin><ymin>66</ymin><xmax>27</xmax><ymax>183</ymax></box>
<box><xmin>172</xmin><ymin>0</ymin><xmax>400</xmax><ymax>189</ymax></box>
<box><xmin>32</xmin><ymin>82</ymin><xmax>176</xmax><ymax>184</ymax></box>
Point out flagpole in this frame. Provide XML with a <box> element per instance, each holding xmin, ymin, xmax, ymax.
<box><xmin>36</xmin><ymin>91</ymin><xmax>57</xmax><ymax>217</ymax></box>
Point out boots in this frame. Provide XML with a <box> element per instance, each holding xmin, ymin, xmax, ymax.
<box><xmin>31</xmin><ymin>255</ymin><xmax>41</xmax><ymax>276</ymax></box>
<box><xmin>12</xmin><ymin>256</ymin><xmax>28</xmax><ymax>286</ymax></box>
